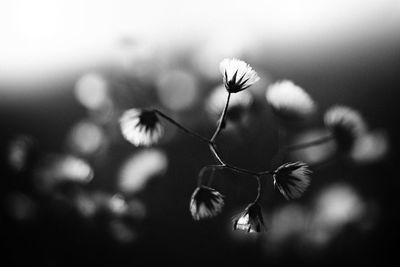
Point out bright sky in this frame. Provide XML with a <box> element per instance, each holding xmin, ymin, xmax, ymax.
<box><xmin>0</xmin><ymin>0</ymin><xmax>399</xmax><ymax>83</ymax></box>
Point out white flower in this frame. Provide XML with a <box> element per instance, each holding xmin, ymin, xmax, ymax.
<box><xmin>219</xmin><ymin>58</ymin><xmax>260</xmax><ymax>93</ymax></box>
<box><xmin>266</xmin><ymin>80</ymin><xmax>316</xmax><ymax>120</ymax></box>
<box><xmin>324</xmin><ymin>106</ymin><xmax>367</xmax><ymax>152</ymax></box>
<box><xmin>273</xmin><ymin>162</ymin><xmax>312</xmax><ymax>200</ymax></box>
<box><xmin>233</xmin><ymin>202</ymin><xmax>265</xmax><ymax>233</ymax></box>
<box><xmin>190</xmin><ymin>186</ymin><xmax>224</xmax><ymax>220</ymax></box>
<box><xmin>119</xmin><ymin>109</ymin><xmax>163</xmax><ymax>147</ymax></box>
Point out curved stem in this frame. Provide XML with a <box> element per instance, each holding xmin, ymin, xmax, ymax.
<box><xmin>155</xmin><ymin>110</ymin><xmax>210</xmax><ymax>144</ymax></box>
<box><xmin>209</xmin><ymin>144</ymin><xmax>272</xmax><ymax>177</ymax></box>
<box><xmin>197</xmin><ymin>165</ymin><xmax>225</xmax><ymax>186</ymax></box>
<box><xmin>209</xmin><ymin>143</ymin><xmax>225</xmax><ymax>165</ymax></box>
<box><xmin>155</xmin><ymin>106</ymin><xmax>274</xmax><ymax>180</ymax></box>
<box><xmin>271</xmin><ymin>134</ymin><xmax>333</xmax><ymax>167</ymax></box>
<box><xmin>253</xmin><ymin>176</ymin><xmax>262</xmax><ymax>203</ymax></box>
<box><xmin>211</xmin><ymin>92</ymin><xmax>231</xmax><ymax>142</ymax></box>
<box><xmin>285</xmin><ymin>134</ymin><xmax>333</xmax><ymax>151</ymax></box>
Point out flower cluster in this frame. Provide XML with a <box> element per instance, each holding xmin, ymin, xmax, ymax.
<box><xmin>118</xmin><ymin>58</ymin><xmax>380</xmax><ymax>233</ymax></box>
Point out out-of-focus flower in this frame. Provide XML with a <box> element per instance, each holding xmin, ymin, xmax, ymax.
<box><xmin>306</xmin><ymin>183</ymin><xmax>368</xmax><ymax>246</ymax></box>
<box><xmin>268</xmin><ymin>204</ymin><xmax>309</xmax><ymax>244</ymax></box>
<box><xmin>190</xmin><ymin>186</ymin><xmax>224</xmax><ymax>220</ymax></box>
<box><xmin>127</xmin><ymin>199</ymin><xmax>147</xmax><ymax>220</ymax></box>
<box><xmin>156</xmin><ymin>69</ymin><xmax>198</xmax><ymax>111</ymax></box>
<box><xmin>74</xmin><ymin>73</ymin><xmax>109</xmax><ymax>110</ymax></box>
<box><xmin>219</xmin><ymin>58</ymin><xmax>260</xmax><ymax>93</ymax></box>
<box><xmin>75</xmin><ymin>191</ymin><xmax>129</xmax><ymax>218</ymax></box>
<box><xmin>108</xmin><ymin>194</ymin><xmax>129</xmax><ymax>216</ymax></box>
<box><xmin>206</xmin><ymin>84</ymin><xmax>253</xmax><ymax>123</ymax></box>
<box><xmin>109</xmin><ymin>219</ymin><xmax>137</xmax><ymax>243</ymax></box>
<box><xmin>324</xmin><ymin>105</ymin><xmax>367</xmax><ymax>152</ymax></box>
<box><xmin>74</xmin><ymin>192</ymin><xmax>98</xmax><ymax>218</ymax></box>
<box><xmin>350</xmin><ymin>130</ymin><xmax>389</xmax><ymax>164</ymax></box>
<box><xmin>273</xmin><ymin>162</ymin><xmax>312</xmax><ymax>200</ymax></box>
<box><xmin>7</xmin><ymin>135</ymin><xmax>34</xmax><ymax>172</ymax></box>
<box><xmin>67</xmin><ymin>120</ymin><xmax>106</xmax><ymax>155</ymax></box>
<box><xmin>233</xmin><ymin>202</ymin><xmax>265</xmax><ymax>233</ymax></box>
<box><xmin>35</xmin><ymin>155</ymin><xmax>93</xmax><ymax>192</ymax></box>
<box><xmin>266</xmin><ymin>80</ymin><xmax>316</xmax><ymax>120</ymax></box>
<box><xmin>118</xmin><ymin>148</ymin><xmax>168</xmax><ymax>194</ymax></box>
<box><xmin>120</xmin><ymin>109</ymin><xmax>163</xmax><ymax>146</ymax></box>
<box><xmin>289</xmin><ymin>129</ymin><xmax>337</xmax><ymax>165</ymax></box>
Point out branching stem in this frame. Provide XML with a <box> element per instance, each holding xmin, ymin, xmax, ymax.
<box><xmin>155</xmin><ymin>92</ymin><xmax>326</xmax><ymax>186</ymax></box>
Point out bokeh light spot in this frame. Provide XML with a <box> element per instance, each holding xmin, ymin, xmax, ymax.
<box><xmin>156</xmin><ymin>69</ymin><xmax>198</xmax><ymax>111</ymax></box>
<box><xmin>118</xmin><ymin>149</ymin><xmax>168</xmax><ymax>194</ymax></box>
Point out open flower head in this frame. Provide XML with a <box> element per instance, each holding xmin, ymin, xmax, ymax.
<box><xmin>324</xmin><ymin>105</ymin><xmax>367</xmax><ymax>152</ymax></box>
<box><xmin>120</xmin><ymin>109</ymin><xmax>163</xmax><ymax>146</ymax></box>
<box><xmin>273</xmin><ymin>162</ymin><xmax>312</xmax><ymax>200</ymax></box>
<box><xmin>233</xmin><ymin>202</ymin><xmax>265</xmax><ymax>233</ymax></box>
<box><xmin>190</xmin><ymin>186</ymin><xmax>224</xmax><ymax>220</ymax></box>
<box><xmin>219</xmin><ymin>58</ymin><xmax>260</xmax><ymax>93</ymax></box>
<box><xmin>266</xmin><ymin>80</ymin><xmax>316</xmax><ymax>120</ymax></box>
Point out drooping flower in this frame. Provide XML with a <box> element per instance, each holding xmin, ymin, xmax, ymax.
<box><xmin>190</xmin><ymin>186</ymin><xmax>224</xmax><ymax>220</ymax></box>
<box><xmin>273</xmin><ymin>162</ymin><xmax>312</xmax><ymax>200</ymax></box>
<box><xmin>119</xmin><ymin>109</ymin><xmax>163</xmax><ymax>146</ymax></box>
<box><xmin>219</xmin><ymin>58</ymin><xmax>260</xmax><ymax>93</ymax></box>
<box><xmin>266</xmin><ymin>80</ymin><xmax>316</xmax><ymax>120</ymax></box>
<box><xmin>324</xmin><ymin>105</ymin><xmax>367</xmax><ymax>152</ymax></box>
<box><xmin>233</xmin><ymin>202</ymin><xmax>265</xmax><ymax>233</ymax></box>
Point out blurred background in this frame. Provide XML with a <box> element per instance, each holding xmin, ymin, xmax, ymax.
<box><xmin>1</xmin><ymin>0</ymin><xmax>399</xmax><ymax>266</ymax></box>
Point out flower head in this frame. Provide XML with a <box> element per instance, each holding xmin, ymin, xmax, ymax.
<box><xmin>120</xmin><ymin>109</ymin><xmax>163</xmax><ymax>146</ymax></box>
<box><xmin>266</xmin><ymin>80</ymin><xmax>316</xmax><ymax>120</ymax></box>
<box><xmin>324</xmin><ymin>106</ymin><xmax>367</xmax><ymax>152</ymax></box>
<box><xmin>219</xmin><ymin>58</ymin><xmax>260</xmax><ymax>93</ymax></box>
<box><xmin>233</xmin><ymin>202</ymin><xmax>265</xmax><ymax>233</ymax></box>
<box><xmin>190</xmin><ymin>186</ymin><xmax>224</xmax><ymax>220</ymax></box>
<box><xmin>273</xmin><ymin>162</ymin><xmax>312</xmax><ymax>200</ymax></box>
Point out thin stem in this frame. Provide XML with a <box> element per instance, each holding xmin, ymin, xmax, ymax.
<box><xmin>253</xmin><ymin>176</ymin><xmax>262</xmax><ymax>203</ymax></box>
<box><xmin>197</xmin><ymin>165</ymin><xmax>225</xmax><ymax>186</ymax></box>
<box><xmin>210</xmin><ymin>144</ymin><xmax>273</xmax><ymax>177</ymax></box>
<box><xmin>155</xmin><ymin>106</ymin><xmax>274</xmax><ymax>181</ymax></box>
<box><xmin>207</xmin><ymin>167</ymin><xmax>216</xmax><ymax>187</ymax></box>
<box><xmin>155</xmin><ymin>110</ymin><xmax>210</xmax><ymax>144</ymax></box>
<box><xmin>211</xmin><ymin>92</ymin><xmax>231</xmax><ymax>142</ymax></box>
<box><xmin>209</xmin><ymin>143</ymin><xmax>225</xmax><ymax>165</ymax></box>
<box><xmin>285</xmin><ymin>134</ymin><xmax>333</xmax><ymax>151</ymax></box>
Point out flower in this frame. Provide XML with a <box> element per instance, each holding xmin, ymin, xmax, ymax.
<box><xmin>266</xmin><ymin>80</ymin><xmax>316</xmax><ymax>120</ymax></box>
<box><xmin>273</xmin><ymin>162</ymin><xmax>312</xmax><ymax>200</ymax></box>
<box><xmin>219</xmin><ymin>58</ymin><xmax>260</xmax><ymax>93</ymax></box>
<box><xmin>119</xmin><ymin>109</ymin><xmax>163</xmax><ymax>146</ymax></box>
<box><xmin>190</xmin><ymin>186</ymin><xmax>224</xmax><ymax>220</ymax></box>
<box><xmin>324</xmin><ymin>106</ymin><xmax>367</xmax><ymax>152</ymax></box>
<box><xmin>233</xmin><ymin>202</ymin><xmax>265</xmax><ymax>233</ymax></box>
